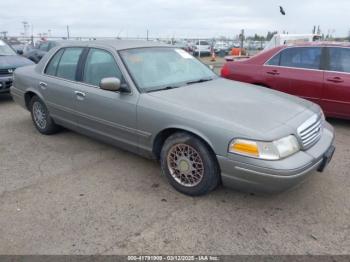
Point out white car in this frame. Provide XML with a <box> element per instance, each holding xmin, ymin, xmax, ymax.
<box><xmin>214</xmin><ymin>42</ymin><xmax>229</xmax><ymax>53</ymax></box>
<box><xmin>264</xmin><ymin>34</ymin><xmax>321</xmax><ymax>51</ymax></box>
<box><xmin>192</xmin><ymin>40</ymin><xmax>211</xmax><ymax>56</ymax></box>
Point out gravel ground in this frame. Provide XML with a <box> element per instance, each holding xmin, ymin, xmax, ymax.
<box><xmin>0</xmin><ymin>93</ymin><xmax>349</xmax><ymax>255</ymax></box>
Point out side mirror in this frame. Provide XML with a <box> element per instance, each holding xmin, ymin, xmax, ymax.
<box><xmin>17</xmin><ymin>50</ymin><xmax>23</xmax><ymax>55</ymax></box>
<box><xmin>100</xmin><ymin>77</ymin><xmax>130</xmax><ymax>93</ymax></box>
<box><xmin>100</xmin><ymin>77</ymin><xmax>121</xmax><ymax>91</ymax></box>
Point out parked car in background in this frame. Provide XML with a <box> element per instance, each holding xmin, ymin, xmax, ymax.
<box><xmin>10</xmin><ymin>42</ymin><xmax>35</xmax><ymax>56</ymax></box>
<box><xmin>11</xmin><ymin>40</ymin><xmax>335</xmax><ymax>196</ymax></box>
<box><xmin>221</xmin><ymin>43</ymin><xmax>350</xmax><ymax>120</ymax></box>
<box><xmin>214</xmin><ymin>42</ymin><xmax>230</xmax><ymax>55</ymax></box>
<box><xmin>24</xmin><ymin>40</ymin><xmax>61</xmax><ymax>63</ymax></box>
<box><xmin>0</xmin><ymin>39</ymin><xmax>34</xmax><ymax>93</ymax></box>
<box><xmin>192</xmin><ymin>40</ymin><xmax>212</xmax><ymax>56</ymax></box>
<box><xmin>172</xmin><ymin>41</ymin><xmax>192</xmax><ymax>53</ymax></box>
<box><xmin>10</xmin><ymin>43</ymin><xmax>25</xmax><ymax>55</ymax></box>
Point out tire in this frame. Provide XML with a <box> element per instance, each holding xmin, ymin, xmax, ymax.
<box><xmin>160</xmin><ymin>132</ymin><xmax>220</xmax><ymax>196</ymax></box>
<box><xmin>30</xmin><ymin>96</ymin><xmax>60</xmax><ymax>135</ymax></box>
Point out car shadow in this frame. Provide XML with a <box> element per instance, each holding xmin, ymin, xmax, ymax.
<box><xmin>0</xmin><ymin>94</ymin><xmax>13</xmax><ymax>103</ymax></box>
<box><xmin>327</xmin><ymin>117</ymin><xmax>350</xmax><ymax>128</ymax></box>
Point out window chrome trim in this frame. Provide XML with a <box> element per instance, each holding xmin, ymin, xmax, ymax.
<box><xmin>263</xmin><ymin>46</ymin><xmax>323</xmax><ymax>72</ymax></box>
<box><xmin>264</xmin><ymin>45</ymin><xmax>350</xmax><ymax>75</ymax></box>
<box><xmin>323</xmin><ymin>70</ymin><xmax>350</xmax><ymax>75</ymax></box>
<box><xmin>41</xmin><ymin>46</ymin><xmax>134</xmax><ymax>96</ymax></box>
<box><xmin>263</xmin><ymin>64</ymin><xmax>325</xmax><ymax>73</ymax></box>
<box><xmin>42</xmin><ymin>46</ymin><xmax>86</xmax><ymax>76</ymax></box>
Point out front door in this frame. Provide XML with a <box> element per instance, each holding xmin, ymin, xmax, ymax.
<box><xmin>41</xmin><ymin>47</ymin><xmax>84</xmax><ymax>124</ymax></box>
<box><xmin>263</xmin><ymin>47</ymin><xmax>324</xmax><ymax>105</ymax></box>
<box><xmin>73</xmin><ymin>48</ymin><xmax>139</xmax><ymax>151</ymax></box>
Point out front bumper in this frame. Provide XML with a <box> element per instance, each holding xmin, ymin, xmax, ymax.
<box><xmin>0</xmin><ymin>75</ymin><xmax>13</xmax><ymax>93</ymax></box>
<box><xmin>218</xmin><ymin>122</ymin><xmax>335</xmax><ymax>193</ymax></box>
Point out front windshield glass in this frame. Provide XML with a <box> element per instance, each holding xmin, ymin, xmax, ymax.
<box><xmin>0</xmin><ymin>40</ymin><xmax>17</xmax><ymax>56</ymax></box>
<box><xmin>120</xmin><ymin>47</ymin><xmax>217</xmax><ymax>92</ymax></box>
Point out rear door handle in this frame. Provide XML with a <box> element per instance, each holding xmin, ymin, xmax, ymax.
<box><xmin>39</xmin><ymin>82</ymin><xmax>47</xmax><ymax>89</ymax></box>
<box><xmin>74</xmin><ymin>91</ymin><xmax>86</xmax><ymax>100</ymax></box>
<box><xmin>267</xmin><ymin>70</ymin><xmax>280</xmax><ymax>75</ymax></box>
<box><xmin>326</xmin><ymin>77</ymin><xmax>344</xmax><ymax>83</ymax></box>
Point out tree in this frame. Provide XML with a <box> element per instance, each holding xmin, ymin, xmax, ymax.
<box><xmin>266</xmin><ymin>31</ymin><xmax>278</xmax><ymax>41</ymax></box>
<box><xmin>246</xmin><ymin>34</ymin><xmax>266</xmax><ymax>41</ymax></box>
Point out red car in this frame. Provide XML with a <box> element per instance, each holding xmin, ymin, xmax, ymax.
<box><xmin>221</xmin><ymin>43</ymin><xmax>350</xmax><ymax>119</ymax></box>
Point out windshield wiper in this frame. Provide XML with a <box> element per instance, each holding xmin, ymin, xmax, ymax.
<box><xmin>186</xmin><ymin>77</ymin><xmax>213</xmax><ymax>85</ymax></box>
<box><xmin>147</xmin><ymin>85</ymin><xmax>181</xmax><ymax>93</ymax></box>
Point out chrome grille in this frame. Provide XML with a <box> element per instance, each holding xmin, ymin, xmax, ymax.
<box><xmin>297</xmin><ymin>114</ymin><xmax>323</xmax><ymax>149</ymax></box>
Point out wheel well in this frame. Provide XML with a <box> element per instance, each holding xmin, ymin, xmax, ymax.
<box><xmin>24</xmin><ymin>91</ymin><xmax>37</xmax><ymax>110</ymax></box>
<box><xmin>253</xmin><ymin>83</ymin><xmax>269</xmax><ymax>88</ymax></box>
<box><xmin>152</xmin><ymin>128</ymin><xmax>215</xmax><ymax>160</ymax></box>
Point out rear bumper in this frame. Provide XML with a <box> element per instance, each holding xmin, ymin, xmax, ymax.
<box><xmin>0</xmin><ymin>75</ymin><xmax>13</xmax><ymax>93</ymax></box>
<box><xmin>217</xmin><ymin>123</ymin><xmax>335</xmax><ymax>193</ymax></box>
<box><xmin>193</xmin><ymin>50</ymin><xmax>211</xmax><ymax>55</ymax></box>
<box><xmin>10</xmin><ymin>86</ymin><xmax>27</xmax><ymax>109</ymax></box>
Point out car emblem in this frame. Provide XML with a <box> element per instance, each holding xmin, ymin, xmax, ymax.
<box><xmin>8</xmin><ymin>69</ymin><xmax>13</xmax><ymax>74</ymax></box>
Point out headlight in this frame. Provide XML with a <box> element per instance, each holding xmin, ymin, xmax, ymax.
<box><xmin>229</xmin><ymin>135</ymin><xmax>300</xmax><ymax>160</ymax></box>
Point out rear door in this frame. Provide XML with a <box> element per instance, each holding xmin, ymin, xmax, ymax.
<box><xmin>73</xmin><ymin>47</ymin><xmax>139</xmax><ymax>151</ymax></box>
<box><xmin>323</xmin><ymin>47</ymin><xmax>350</xmax><ymax>118</ymax></box>
<box><xmin>262</xmin><ymin>50</ymin><xmax>289</xmax><ymax>91</ymax></box>
<box><xmin>262</xmin><ymin>47</ymin><xmax>324</xmax><ymax>105</ymax></box>
<box><xmin>41</xmin><ymin>47</ymin><xmax>84</xmax><ymax>124</ymax></box>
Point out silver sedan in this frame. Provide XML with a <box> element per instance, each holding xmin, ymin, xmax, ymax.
<box><xmin>10</xmin><ymin>40</ymin><xmax>335</xmax><ymax>196</ymax></box>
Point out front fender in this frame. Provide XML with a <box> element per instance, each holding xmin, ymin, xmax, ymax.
<box><xmin>153</xmin><ymin>124</ymin><xmax>215</xmax><ymax>152</ymax></box>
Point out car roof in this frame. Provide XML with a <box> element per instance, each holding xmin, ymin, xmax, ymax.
<box><xmin>285</xmin><ymin>41</ymin><xmax>350</xmax><ymax>48</ymax></box>
<box><xmin>54</xmin><ymin>39</ymin><xmax>169</xmax><ymax>50</ymax></box>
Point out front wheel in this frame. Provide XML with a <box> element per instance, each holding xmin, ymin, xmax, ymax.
<box><xmin>30</xmin><ymin>96</ymin><xmax>60</xmax><ymax>135</ymax></box>
<box><xmin>160</xmin><ymin>132</ymin><xmax>220</xmax><ymax>196</ymax></box>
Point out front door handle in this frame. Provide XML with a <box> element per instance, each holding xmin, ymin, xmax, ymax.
<box><xmin>267</xmin><ymin>70</ymin><xmax>280</xmax><ymax>75</ymax></box>
<box><xmin>326</xmin><ymin>77</ymin><xmax>344</xmax><ymax>83</ymax></box>
<box><xmin>39</xmin><ymin>82</ymin><xmax>47</xmax><ymax>90</ymax></box>
<box><xmin>74</xmin><ymin>91</ymin><xmax>86</xmax><ymax>100</ymax></box>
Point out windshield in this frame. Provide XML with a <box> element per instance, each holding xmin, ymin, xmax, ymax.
<box><xmin>0</xmin><ymin>40</ymin><xmax>17</xmax><ymax>56</ymax></box>
<box><xmin>120</xmin><ymin>47</ymin><xmax>217</xmax><ymax>92</ymax></box>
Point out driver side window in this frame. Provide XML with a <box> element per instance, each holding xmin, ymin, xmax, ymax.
<box><xmin>83</xmin><ymin>48</ymin><xmax>123</xmax><ymax>87</ymax></box>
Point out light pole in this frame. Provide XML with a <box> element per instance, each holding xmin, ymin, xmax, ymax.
<box><xmin>22</xmin><ymin>21</ymin><xmax>29</xmax><ymax>38</ymax></box>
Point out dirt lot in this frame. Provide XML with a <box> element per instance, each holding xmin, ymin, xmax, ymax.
<box><xmin>0</xmin><ymin>92</ymin><xmax>349</xmax><ymax>255</ymax></box>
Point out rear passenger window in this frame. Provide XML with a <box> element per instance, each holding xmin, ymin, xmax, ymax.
<box><xmin>56</xmin><ymin>48</ymin><xmax>83</xmax><ymax>81</ymax></box>
<box><xmin>45</xmin><ymin>49</ymin><xmax>64</xmax><ymax>76</ymax></box>
<box><xmin>83</xmin><ymin>48</ymin><xmax>123</xmax><ymax>86</ymax></box>
<box><xmin>280</xmin><ymin>47</ymin><xmax>321</xmax><ymax>70</ymax></box>
<box><xmin>267</xmin><ymin>53</ymin><xmax>280</xmax><ymax>66</ymax></box>
<box><xmin>329</xmin><ymin>48</ymin><xmax>350</xmax><ymax>73</ymax></box>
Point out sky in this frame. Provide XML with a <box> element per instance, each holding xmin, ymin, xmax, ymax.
<box><xmin>1</xmin><ymin>0</ymin><xmax>349</xmax><ymax>39</ymax></box>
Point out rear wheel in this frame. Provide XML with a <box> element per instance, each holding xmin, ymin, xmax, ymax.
<box><xmin>30</xmin><ymin>96</ymin><xmax>60</xmax><ymax>135</ymax></box>
<box><xmin>160</xmin><ymin>132</ymin><xmax>220</xmax><ymax>196</ymax></box>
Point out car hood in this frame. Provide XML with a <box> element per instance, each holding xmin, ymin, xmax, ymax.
<box><xmin>0</xmin><ymin>55</ymin><xmax>34</xmax><ymax>69</ymax></box>
<box><xmin>147</xmin><ymin>78</ymin><xmax>318</xmax><ymax>137</ymax></box>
